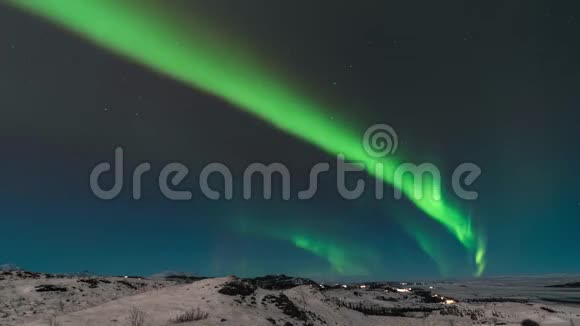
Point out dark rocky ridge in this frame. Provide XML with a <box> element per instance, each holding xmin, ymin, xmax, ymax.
<box><xmin>546</xmin><ymin>282</ymin><xmax>580</xmax><ymax>288</ymax></box>
<box><xmin>246</xmin><ymin>274</ymin><xmax>318</xmax><ymax>290</ymax></box>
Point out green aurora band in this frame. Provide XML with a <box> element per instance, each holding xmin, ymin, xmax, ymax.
<box><xmin>233</xmin><ymin>216</ymin><xmax>380</xmax><ymax>275</ymax></box>
<box><xmin>8</xmin><ymin>0</ymin><xmax>486</xmax><ymax>276</ymax></box>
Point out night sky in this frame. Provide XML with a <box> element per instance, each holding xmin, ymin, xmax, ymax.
<box><xmin>1</xmin><ymin>0</ymin><xmax>579</xmax><ymax>281</ymax></box>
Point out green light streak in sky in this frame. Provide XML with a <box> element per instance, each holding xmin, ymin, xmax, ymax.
<box><xmin>233</xmin><ymin>216</ymin><xmax>378</xmax><ymax>275</ymax></box>
<box><xmin>292</xmin><ymin>235</ymin><xmax>348</xmax><ymax>273</ymax></box>
<box><xmin>8</xmin><ymin>0</ymin><xmax>485</xmax><ymax>275</ymax></box>
<box><xmin>291</xmin><ymin>234</ymin><xmax>371</xmax><ymax>275</ymax></box>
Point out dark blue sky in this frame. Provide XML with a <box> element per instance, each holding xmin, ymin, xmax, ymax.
<box><xmin>1</xmin><ymin>0</ymin><xmax>579</xmax><ymax>280</ymax></box>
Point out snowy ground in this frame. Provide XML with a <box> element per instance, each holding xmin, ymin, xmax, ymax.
<box><xmin>1</xmin><ymin>270</ymin><xmax>579</xmax><ymax>326</ymax></box>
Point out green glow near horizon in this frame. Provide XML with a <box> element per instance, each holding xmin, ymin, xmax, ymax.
<box><xmin>292</xmin><ymin>235</ymin><xmax>348</xmax><ymax>273</ymax></box>
<box><xmin>291</xmin><ymin>234</ymin><xmax>375</xmax><ymax>275</ymax></box>
<box><xmin>8</xmin><ymin>0</ymin><xmax>485</xmax><ymax>276</ymax></box>
<box><xmin>233</xmin><ymin>217</ymin><xmax>378</xmax><ymax>275</ymax></box>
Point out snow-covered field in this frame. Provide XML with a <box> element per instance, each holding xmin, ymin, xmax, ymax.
<box><xmin>1</xmin><ymin>269</ymin><xmax>579</xmax><ymax>326</ymax></box>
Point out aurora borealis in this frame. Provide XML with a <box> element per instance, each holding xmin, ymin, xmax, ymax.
<box><xmin>1</xmin><ymin>1</ymin><xmax>579</xmax><ymax>279</ymax></box>
<box><xmin>5</xmin><ymin>0</ymin><xmax>484</xmax><ymax>275</ymax></box>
